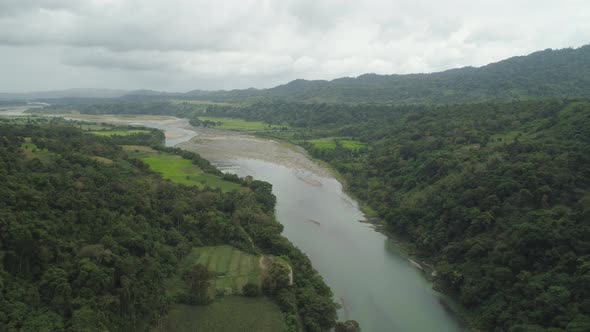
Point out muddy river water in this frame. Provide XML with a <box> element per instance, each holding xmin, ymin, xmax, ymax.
<box><xmin>1</xmin><ymin>110</ymin><xmax>465</xmax><ymax>332</ymax></box>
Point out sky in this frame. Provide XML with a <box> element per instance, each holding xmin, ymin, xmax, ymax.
<box><xmin>1</xmin><ymin>0</ymin><xmax>589</xmax><ymax>92</ymax></box>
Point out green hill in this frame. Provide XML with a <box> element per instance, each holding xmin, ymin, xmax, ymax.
<box><xmin>197</xmin><ymin>98</ymin><xmax>590</xmax><ymax>331</ymax></box>
<box><xmin>0</xmin><ymin>118</ymin><xmax>337</xmax><ymax>331</ymax></box>
<box><xmin>183</xmin><ymin>45</ymin><xmax>590</xmax><ymax>104</ymax></box>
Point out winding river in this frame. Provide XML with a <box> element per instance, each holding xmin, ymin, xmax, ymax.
<box><xmin>1</xmin><ymin>109</ymin><xmax>465</xmax><ymax>332</ymax></box>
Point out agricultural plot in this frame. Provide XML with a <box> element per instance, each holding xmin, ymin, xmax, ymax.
<box><xmin>307</xmin><ymin>137</ymin><xmax>366</xmax><ymax>150</ymax></box>
<box><xmin>185</xmin><ymin>245</ymin><xmax>261</xmax><ymax>293</ymax></box>
<box><xmin>154</xmin><ymin>297</ymin><xmax>288</xmax><ymax>332</ymax></box>
<box><xmin>124</xmin><ymin>147</ymin><xmax>240</xmax><ymax>192</ymax></box>
<box><xmin>164</xmin><ymin>245</ymin><xmax>262</xmax><ymax>299</ymax></box>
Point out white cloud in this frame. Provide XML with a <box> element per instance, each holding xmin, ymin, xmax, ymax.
<box><xmin>0</xmin><ymin>0</ymin><xmax>589</xmax><ymax>92</ymax></box>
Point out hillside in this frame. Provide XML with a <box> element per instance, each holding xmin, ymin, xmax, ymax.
<box><xmin>193</xmin><ymin>99</ymin><xmax>590</xmax><ymax>331</ymax></box>
<box><xmin>0</xmin><ymin>118</ymin><xmax>337</xmax><ymax>331</ymax></box>
<box><xmin>183</xmin><ymin>45</ymin><xmax>590</xmax><ymax>104</ymax></box>
<box><xmin>7</xmin><ymin>45</ymin><xmax>590</xmax><ymax>106</ymax></box>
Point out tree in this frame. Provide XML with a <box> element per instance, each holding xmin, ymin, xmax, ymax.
<box><xmin>38</xmin><ymin>267</ymin><xmax>71</xmax><ymax>315</ymax></box>
<box><xmin>335</xmin><ymin>320</ymin><xmax>360</xmax><ymax>332</ymax></box>
<box><xmin>263</xmin><ymin>259</ymin><xmax>291</xmax><ymax>295</ymax></box>
<box><xmin>70</xmin><ymin>306</ymin><xmax>108</xmax><ymax>331</ymax></box>
<box><xmin>242</xmin><ymin>282</ymin><xmax>260</xmax><ymax>297</ymax></box>
<box><xmin>183</xmin><ymin>264</ymin><xmax>212</xmax><ymax>303</ymax></box>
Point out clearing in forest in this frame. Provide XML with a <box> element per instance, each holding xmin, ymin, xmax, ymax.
<box><xmin>159</xmin><ymin>246</ymin><xmax>287</xmax><ymax>332</ymax></box>
<box><xmin>20</xmin><ymin>138</ymin><xmax>52</xmax><ymax>161</ymax></box>
<box><xmin>154</xmin><ymin>297</ymin><xmax>288</xmax><ymax>332</ymax></box>
<box><xmin>187</xmin><ymin>245</ymin><xmax>261</xmax><ymax>293</ymax></box>
<box><xmin>306</xmin><ymin>137</ymin><xmax>366</xmax><ymax>150</ymax></box>
<box><xmin>124</xmin><ymin>147</ymin><xmax>240</xmax><ymax>192</ymax></box>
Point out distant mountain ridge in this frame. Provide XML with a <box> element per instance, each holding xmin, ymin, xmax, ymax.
<box><xmin>183</xmin><ymin>44</ymin><xmax>590</xmax><ymax>104</ymax></box>
<box><xmin>2</xmin><ymin>45</ymin><xmax>589</xmax><ymax>104</ymax></box>
<box><xmin>0</xmin><ymin>88</ymin><xmax>129</xmax><ymax>101</ymax></box>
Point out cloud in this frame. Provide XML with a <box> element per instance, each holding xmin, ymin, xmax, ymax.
<box><xmin>61</xmin><ymin>48</ymin><xmax>179</xmax><ymax>71</ymax></box>
<box><xmin>0</xmin><ymin>0</ymin><xmax>75</xmax><ymax>17</ymax></box>
<box><xmin>0</xmin><ymin>0</ymin><xmax>589</xmax><ymax>92</ymax></box>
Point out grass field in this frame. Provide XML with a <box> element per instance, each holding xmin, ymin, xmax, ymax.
<box><xmin>186</xmin><ymin>245</ymin><xmax>261</xmax><ymax>292</ymax></box>
<box><xmin>197</xmin><ymin>116</ymin><xmax>287</xmax><ymax>132</ymax></box>
<box><xmin>89</xmin><ymin>156</ymin><xmax>114</xmax><ymax>165</ymax></box>
<box><xmin>164</xmin><ymin>245</ymin><xmax>262</xmax><ymax>300</ymax></box>
<box><xmin>172</xmin><ymin>100</ymin><xmax>235</xmax><ymax>106</ymax></box>
<box><xmin>121</xmin><ymin>145</ymin><xmax>156</xmax><ymax>153</ymax></box>
<box><xmin>307</xmin><ymin>137</ymin><xmax>366</xmax><ymax>150</ymax></box>
<box><xmin>20</xmin><ymin>138</ymin><xmax>52</xmax><ymax>160</ymax></box>
<box><xmin>89</xmin><ymin>129</ymin><xmax>151</xmax><ymax>136</ymax></box>
<box><xmin>153</xmin><ymin>297</ymin><xmax>288</xmax><ymax>332</ymax></box>
<box><xmin>125</xmin><ymin>147</ymin><xmax>240</xmax><ymax>192</ymax></box>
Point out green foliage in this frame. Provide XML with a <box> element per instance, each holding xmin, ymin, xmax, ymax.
<box><xmin>70</xmin><ymin>306</ymin><xmax>107</xmax><ymax>331</ymax></box>
<box><xmin>173</xmin><ymin>245</ymin><xmax>261</xmax><ymax>296</ymax></box>
<box><xmin>305</xmin><ymin>137</ymin><xmax>366</xmax><ymax>150</ymax></box>
<box><xmin>89</xmin><ymin>129</ymin><xmax>151</xmax><ymax>136</ymax></box>
<box><xmin>335</xmin><ymin>320</ymin><xmax>361</xmax><ymax>332</ymax></box>
<box><xmin>0</xmin><ymin>121</ymin><xmax>337</xmax><ymax>331</ymax></box>
<box><xmin>192</xmin><ymin>116</ymin><xmax>287</xmax><ymax>131</ymax></box>
<box><xmin>263</xmin><ymin>259</ymin><xmax>291</xmax><ymax>295</ymax></box>
<box><xmin>130</xmin><ymin>149</ymin><xmax>241</xmax><ymax>192</ymax></box>
<box><xmin>38</xmin><ymin>268</ymin><xmax>71</xmax><ymax>315</ymax></box>
<box><xmin>242</xmin><ymin>282</ymin><xmax>260</xmax><ymax>297</ymax></box>
<box><xmin>180</xmin><ymin>45</ymin><xmax>590</xmax><ymax>104</ymax></box>
<box><xmin>20</xmin><ymin>310</ymin><xmax>64</xmax><ymax>332</ymax></box>
<box><xmin>199</xmin><ymin>99</ymin><xmax>590</xmax><ymax>331</ymax></box>
<box><xmin>154</xmin><ymin>298</ymin><xmax>289</xmax><ymax>332</ymax></box>
<box><xmin>182</xmin><ymin>264</ymin><xmax>212</xmax><ymax>304</ymax></box>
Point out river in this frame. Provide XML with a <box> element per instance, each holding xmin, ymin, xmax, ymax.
<box><xmin>1</xmin><ymin>109</ymin><xmax>465</xmax><ymax>332</ymax></box>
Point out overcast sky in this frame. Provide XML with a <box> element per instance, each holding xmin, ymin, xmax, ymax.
<box><xmin>1</xmin><ymin>0</ymin><xmax>589</xmax><ymax>92</ymax></box>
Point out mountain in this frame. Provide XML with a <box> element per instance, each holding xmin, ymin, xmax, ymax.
<box><xmin>0</xmin><ymin>119</ymin><xmax>338</xmax><ymax>331</ymax></box>
<box><xmin>4</xmin><ymin>45</ymin><xmax>590</xmax><ymax>105</ymax></box>
<box><xmin>184</xmin><ymin>45</ymin><xmax>590</xmax><ymax>104</ymax></box>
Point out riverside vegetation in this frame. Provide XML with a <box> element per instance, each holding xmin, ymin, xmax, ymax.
<box><xmin>194</xmin><ymin>99</ymin><xmax>590</xmax><ymax>331</ymax></box>
<box><xmin>34</xmin><ymin>98</ymin><xmax>590</xmax><ymax>331</ymax></box>
<box><xmin>0</xmin><ymin>117</ymin><xmax>338</xmax><ymax>331</ymax></box>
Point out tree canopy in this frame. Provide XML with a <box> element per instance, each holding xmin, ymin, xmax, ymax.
<box><xmin>0</xmin><ymin>119</ymin><xmax>338</xmax><ymax>331</ymax></box>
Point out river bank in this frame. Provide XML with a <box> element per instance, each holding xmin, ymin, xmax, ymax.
<box><xmin>178</xmin><ymin>127</ymin><xmax>467</xmax><ymax>332</ymax></box>
<box><xmin>246</xmin><ymin>130</ymin><xmax>471</xmax><ymax>328</ymax></box>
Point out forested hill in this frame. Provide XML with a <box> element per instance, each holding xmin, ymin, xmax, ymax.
<box><xmin>7</xmin><ymin>45</ymin><xmax>589</xmax><ymax>106</ymax></box>
<box><xmin>196</xmin><ymin>99</ymin><xmax>590</xmax><ymax>331</ymax></box>
<box><xmin>184</xmin><ymin>45</ymin><xmax>590</xmax><ymax>104</ymax></box>
<box><xmin>0</xmin><ymin>119</ymin><xmax>337</xmax><ymax>331</ymax></box>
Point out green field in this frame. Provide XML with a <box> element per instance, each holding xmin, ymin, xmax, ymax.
<box><xmin>197</xmin><ymin>116</ymin><xmax>287</xmax><ymax>131</ymax></box>
<box><xmin>89</xmin><ymin>156</ymin><xmax>114</xmax><ymax>165</ymax></box>
<box><xmin>186</xmin><ymin>245</ymin><xmax>261</xmax><ymax>293</ymax></box>
<box><xmin>20</xmin><ymin>138</ymin><xmax>52</xmax><ymax>160</ymax></box>
<box><xmin>307</xmin><ymin>137</ymin><xmax>366</xmax><ymax>150</ymax></box>
<box><xmin>89</xmin><ymin>129</ymin><xmax>151</xmax><ymax>136</ymax></box>
<box><xmin>164</xmin><ymin>245</ymin><xmax>262</xmax><ymax>300</ymax></box>
<box><xmin>173</xmin><ymin>100</ymin><xmax>235</xmax><ymax>106</ymax></box>
<box><xmin>125</xmin><ymin>147</ymin><xmax>240</xmax><ymax>192</ymax></box>
<box><xmin>153</xmin><ymin>297</ymin><xmax>288</xmax><ymax>332</ymax></box>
